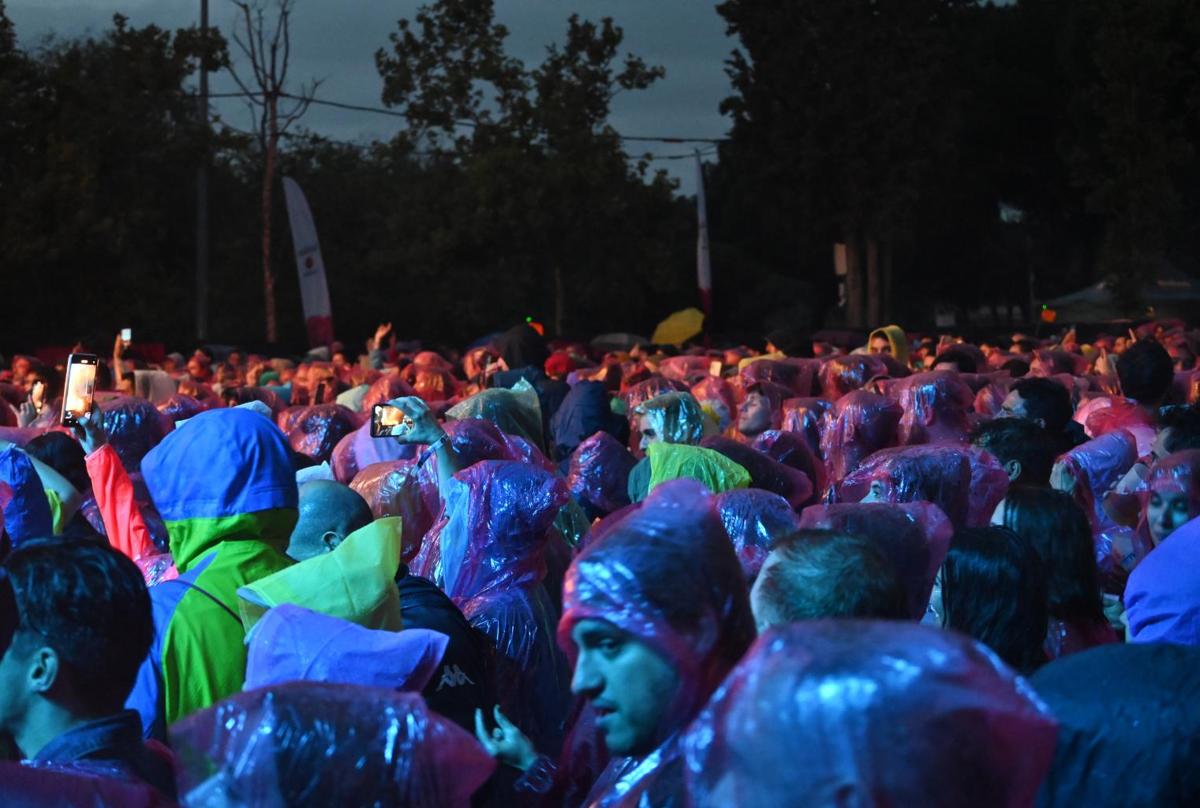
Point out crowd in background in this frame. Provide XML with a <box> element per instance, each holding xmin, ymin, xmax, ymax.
<box><xmin>0</xmin><ymin>317</ymin><xmax>1198</xmax><ymax>806</ymax></box>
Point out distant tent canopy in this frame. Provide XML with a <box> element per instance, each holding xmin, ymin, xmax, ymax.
<box><xmin>1043</xmin><ymin>264</ymin><xmax>1200</xmax><ymax>323</ymax></box>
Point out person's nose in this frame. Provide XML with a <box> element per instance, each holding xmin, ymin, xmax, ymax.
<box><xmin>571</xmin><ymin>653</ymin><xmax>603</xmax><ymax>698</ymax></box>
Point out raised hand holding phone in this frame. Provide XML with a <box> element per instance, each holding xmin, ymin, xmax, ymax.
<box><xmin>61</xmin><ymin>353</ymin><xmax>99</xmax><ymax>428</ymax></box>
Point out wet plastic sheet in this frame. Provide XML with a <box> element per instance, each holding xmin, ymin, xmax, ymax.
<box><xmin>646</xmin><ymin>442</ymin><xmax>751</xmax><ymax>496</ymax></box>
<box><xmin>750</xmin><ymin>429</ymin><xmax>826</xmax><ymax>501</ymax></box>
<box><xmin>779</xmin><ymin>397</ymin><xmax>832</xmax><ymax>458</ymax></box>
<box><xmin>631</xmin><ymin>392</ymin><xmax>709</xmax><ymax>448</ymax></box>
<box><xmin>99</xmin><ymin>396</ymin><xmax>171</xmax><ymax>473</ymax></box>
<box><xmin>285</xmin><ymin>404</ymin><xmax>360</xmax><ymax>464</ymax></box>
<box><xmin>819</xmin><ymin>391</ymin><xmax>902</xmax><ymax>486</ymax></box>
<box><xmin>567</xmin><ymin>431</ymin><xmax>638</xmax><ymax>517</ymax></box>
<box><xmin>715</xmin><ymin>488</ymin><xmax>802</xmax><ymax>581</ymax></box>
<box><xmin>1055</xmin><ymin>430</ymin><xmax>1137</xmax><ymax>534</ymax></box>
<box><xmin>350</xmin><ymin>459</ymin><xmax>439</xmax><ymax>563</ymax></box>
<box><xmin>893</xmin><ymin>371</ymin><xmax>974</xmax><ymax>446</ymax></box>
<box><xmin>819</xmin><ymin>355</ymin><xmax>888</xmax><ymax>400</ymax></box>
<box><xmin>701</xmin><ymin>436</ymin><xmax>814</xmax><ymax>508</ymax></box>
<box><xmin>837</xmin><ymin>444</ymin><xmax>1009</xmax><ymax>529</ymax></box>
<box><xmin>446</xmin><ymin>379</ymin><xmax>545</xmax><ymax>450</ymax></box>
<box><xmin>157</xmin><ymin>393</ymin><xmax>210</xmax><ymax>424</ymax></box>
<box><xmin>691</xmin><ymin>377</ymin><xmax>738</xmax><ymax>433</ymax></box>
<box><xmin>330</xmin><ymin>421</ymin><xmax>417</xmax><ymax>484</ymax></box>
<box><xmin>797</xmin><ymin>501</ymin><xmax>953</xmax><ymax>619</ymax></box>
<box><xmin>172</xmin><ymin>682</ymin><xmax>496</xmax><ymax>808</ymax></box>
<box><xmin>682</xmin><ymin>621</ymin><xmax>1057</xmax><ymax>808</ymax></box>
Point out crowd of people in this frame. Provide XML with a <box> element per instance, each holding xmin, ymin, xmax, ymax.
<box><xmin>1</xmin><ymin>318</ymin><xmax>1198</xmax><ymax>806</ymax></box>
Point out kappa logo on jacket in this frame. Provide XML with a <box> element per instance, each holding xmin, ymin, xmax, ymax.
<box><xmin>435</xmin><ymin>664</ymin><xmax>476</xmax><ymax>691</ymax></box>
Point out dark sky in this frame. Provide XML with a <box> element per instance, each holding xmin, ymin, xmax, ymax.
<box><xmin>9</xmin><ymin>0</ymin><xmax>734</xmax><ymax>195</ymax></box>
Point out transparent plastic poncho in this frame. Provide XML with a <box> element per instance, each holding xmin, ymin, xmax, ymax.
<box><xmin>893</xmin><ymin>371</ymin><xmax>974</xmax><ymax>446</ymax></box>
<box><xmin>682</xmin><ymin>621</ymin><xmax>1057</xmax><ymax>808</ymax></box>
<box><xmin>838</xmin><ymin>444</ymin><xmax>1009</xmax><ymax>529</ymax></box>
<box><xmin>632</xmin><ymin>391</ymin><xmax>710</xmax><ymax>449</ymax></box>
<box><xmin>751</xmin><ymin>429</ymin><xmax>827</xmax><ymax>502</ymax></box>
<box><xmin>715</xmin><ymin>488</ymin><xmax>802</xmax><ymax>581</ymax></box>
<box><xmin>779</xmin><ymin>397</ymin><xmax>832</xmax><ymax>459</ymax></box>
<box><xmin>171</xmin><ymin>682</ymin><xmax>496</xmax><ymax>808</ymax></box>
<box><xmin>700</xmin><ymin>436</ymin><xmax>814</xmax><ymax>509</ymax></box>
<box><xmin>819</xmin><ymin>355</ymin><xmax>889</xmax><ymax>400</ymax></box>
<box><xmin>567</xmin><ymin>431</ymin><xmax>638</xmax><ymax>517</ymax></box>
<box><xmin>819</xmin><ymin>390</ymin><xmax>902</xmax><ymax>487</ymax></box>
<box><xmin>797</xmin><ymin>501</ymin><xmax>953</xmax><ymax>619</ymax></box>
<box><xmin>285</xmin><ymin>404</ymin><xmax>361</xmax><ymax>464</ymax></box>
<box><xmin>99</xmin><ymin>396</ymin><xmax>171</xmax><ymax>473</ymax></box>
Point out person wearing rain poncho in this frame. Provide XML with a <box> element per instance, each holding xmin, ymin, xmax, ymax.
<box><xmin>125</xmin><ymin>408</ymin><xmax>297</xmax><ymax>739</ymax></box>
<box><xmin>680</xmin><ymin>621</ymin><xmax>1057</xmax><ymax>807</ymax></box>
<box><xmin>473</xmin><ymin>481</ymin><xmax>756</xmax><ymax>807</ymax></box>
<box><xmin>626</xmin><ymin>391</ymin><xmax>730</xmax><ymax>503</ymax></box>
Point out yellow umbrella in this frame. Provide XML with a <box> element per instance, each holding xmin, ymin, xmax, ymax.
<box><xmin>651</xmin><ymin>307</ymin><xmax>706</xmax><ymax>347</ymax></box>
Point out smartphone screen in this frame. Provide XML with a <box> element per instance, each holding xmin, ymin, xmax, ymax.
<box><xmin>61</xmin><ymin>353</ymin><xmax>99</xmax><ymax>426</ymax></box>
<box><xmin>371</xmin><ymin>403</ymin><xmax>409</xmax><ymax>438</ymax></box>
<box><xmin>121</xmin><ymin>327</ymin><xmax>133</xmax><ymax>342</ymax></box>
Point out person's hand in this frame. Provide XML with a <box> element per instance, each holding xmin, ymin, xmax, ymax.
<box><xmin>17</xmin><ymin>400</ymin><xmax>37</xmax><ymax>427</ymax></box>
<box><xmin>474</xmin><ymin>706</ymin><xmax>538</xmax><ymax>772</ymax></box>
<box><xmin>384</xmin><ymin>396</ymin><xmax>446</xmax><ymax>445</ymax></box>
<box><xmin>373</xmin><ymin>322</ymin><xmax>393</xmax><ymax>350</ymax></box>
<box><xmin>113</xmin><ymin>332</ymin><xmax>126</xmax><ymax>356</ymax></box>
<box><xmin>77</xmin><ymin>406</ymin><xmax>108</xmax><ymax>455</ymax></box>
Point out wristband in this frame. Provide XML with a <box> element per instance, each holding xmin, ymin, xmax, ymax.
<box><xmin>418</xmin><ymin>433</ymin><xmax>449</xmax><ymax>468</ymax></box>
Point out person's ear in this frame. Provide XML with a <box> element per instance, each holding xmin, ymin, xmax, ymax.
<box><xmin>321</xmin><ymin>531</ymin><xmax>343</xmax><ymax>553</ymax></box>
<box><xmin>29</xmin><ymin>646</ymin><xmax>59</xmax><ymax>694</ymax></box>
<box><xmin>1003</xmin><ymin>459</ymin><xmax>1022</xmax><ymax>482</ymax></box>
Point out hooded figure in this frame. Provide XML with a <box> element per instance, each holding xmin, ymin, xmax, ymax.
<box><xmin>1052</xmin><ymin>430</ymin><xmax>1139</xmax><ymax>562</ymax></box>
<box><xmin>751</xmin><ymin>429</ymin><xmax>826</xmax><ymax>502</ymax></box>
<box><xmin>330</xmin><ymin>419</ymin><xmax>417</xmax><ymax>484</ymax></box>
<box><xmin>779</xmin><ymin>397</ymin><xmax>832</xmax><ymax>459</ymax></box>
<box><xmin>171</xmin><ymin>683</ymin><xmax>495</xmax><ymax>807</ymax></box>
<box><xmin>559</xmin><ymin>480</ymin><xmax>756</xmax><ymax>807</ymax></box>
<box><xmin>566</xmin><ymin>431</ymin><xmax>638</xmax><ymax>520</ymax></box>
<box><xmin>1139</xmin><ymin>449</ymin><xmax>1200</xmax><ymax>548</ymax></box>
<box><xmin>98</xmin><ymin>396</ymin><xmax>171</xmax><ymax>473</ymax></box>
<box><xmin>682</xmin><ymin>621</ymin><xmax>1057</xmax><ymax>808</ymax></box>
<box><xmin>819</xmin><ymin>391</ymin><xmax>902</xmax><ymax>486</ymax></box>
<box><xmin>643</xmin><ymin>443</ymin><xmax>751</xmax><ymax>499</ymax></box>
<box><xmin>631</xmin><ymin>391</ymin><xmax>708</xmax><ymax>449</ymax></box>
<box><xmin>838</xmin><ymin>444</ymin><xmax>1009</xmax><ymax>530</ymax></box>
<box><xmin>126</xmin><ymin>408</ymin><xmax>297</xmax><ymax>738</ymax></box>
<box><xmin>700</xmin><ymin>436</ymin><xmax>814</xmax><ymax>509</ymax></box>
<box><xmin>819</xmin><ymin>355</ymin><xmax>888</xmax><ymax>401</ymax></box>
<box><xmin>867</xmin><ymin>324</ymin><xmax>911</xmax><ymax>366</ymax></box>
<box><xmin>893</xmin><ymin>371</ymin><xmax>975</xmax><ymax>446</ymax></box>
<box><xmin>798</xmin><ymin>501</ymin><xmax>953</xmax><ymax>620</ymax></box>
<box><xmin>447</xmin><ymin>379</ymin><xmax>546</xmax><ymax>452</ymax></box>
<box><xmin>549</xmin><ymin>381</ymin><xmax>627</xmax><ymax>464</ymax></box>
<box><xmin>1032</xmin><ymin>643</ymin><xmax>1200</xmax><ymax>806</ymax></box>
<box><xmin>715</xmin><ymin>488</ymin><xmax>802</xmax><ymax>582</ymax></box>
<box><xmin>286</xmin><ymin>403</ymin><xmax>360</xmax><ymax>465</ymax></box>
<box><xmin>691</xmin><ymin>377</ymin><xmax>738</xmax><ymax>435</ymax></box>
<box><xmin>436</xmin><ymin>460</ymin><xmax>572</xmax><ymax>752</ymax></box>
<box><xmin>1124</xmin><ymin>514</ymin><xmax>1200</xmax><ymax>646</ymax></box>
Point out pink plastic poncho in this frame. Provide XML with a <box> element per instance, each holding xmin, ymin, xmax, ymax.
<box><xmin>349</xmin><ymin>460</ymin><xmax>440</xmax><ymax>563</ymax></box>
<box><xmin>819</xmin><ymin>355</ymin><xmax>888</xmax><ymax>401</ymax></box>
<box><xmin>620</xmin><ymin>376</ymin><xmax>688</xmax><ymax>414</ymax></box>
<box><xmin>285</xmin><ymin>404</ymin><xmax>361</xmax><ymax>464</ymax></box>
<box><xmin>1084</xmin><ymin>399</ymin><xmax>1156</xmax><ymax>457</ymax></box>
<box><xmin>98</xmin><ymin>396</ymin><xmax>171</xmax><ymax>473</ymax></box>
<box><xmin>715</xmin><ymin>488</ymin><xmax>802</xmax><ymax>581</ymax></box>
<box><xmin>779</xmin><ymin>397</ymin><xmax>832</xmax><ymax>458</ymax></box>
<box><xmin>360</xmin><ymin>374</ymin><xmax>418</xmax><ymax>413</ymax></box>
<box><xmin>691</xmin><ymin>377</ymin><xmax>738</xmax><ymax>433</ymax></box>
<box><xmin>330</xmin><ymin>420</ymin><xmax>416</xmax><ymax>484</ymax></box>
<box><xmin>682</xmin><ymin>621</ymin><xmax>1057</xmax><ymax>808</ymax></box>
<box><xmin>751</xmin><ymin>429</ymin><xmax>826</xmax><ymax>501</ymax></box>
<box><xmin>244</xmin><ymin>603</ymin><xmax>448</xmax><ymax>692</ymax></box>
<box><xmin>567</xmin><ymin>431</ymin><xmax>637</xmax><ymax>517</ymax></box>
<box><xmin>819</xmin><ymin>391</ymin><xmax>902</xmax><ymax>486</ymax></box>
<box><xmin>837</xmin><ymin>444</ymin><xmax>1009</xmax><ymax>529</ymax></box>
<box><xmin>739</xmin><ymin>359</ymin><xmax>817</xmax><ymax>397</ymax></box>
<box><xmin>436</xmin><ymin>460</ymin><xmax>571</xmax><ymax>751</ymax></box>
<box><xmin>157</xmin><ymin>393</ymin><xmax>209</xmax><ymax>424</ymax></box>
<box><xmin>797</xmin><ymin>501</ymin><xmax>953</xmax><ymax>619</ymax></box>
<box><xmin>559</xmin><ymin>480</ymin><xmax>756</xmax><ymax>808</ymax></box>
<box><xmin>700</xmin><ymin>436</ymin><xmax>814</xmax><ymax>509</ymax></box>
<box><xmin>1030</xmin><ymin>349</ymin><xmax>1086</xmax><ymax>377</ymax></box>
<box><xmin>1056</xmin><ymin>430</ymin><xmax>1138</xmax><ymax>535</ymax></box>
<box><xmin>171</xmin><ymin>682</ymin><xmax>495</xmax><ymax>808</ymax></box>
<box><xmin>893</xmin><ymin>371</ymin><xmax>974</xmax><ymax>446</ymax></box>
<box><xmin>658</xmin><ymin>355</ymin><xmax>715</xmax><ymax>383</ymax></box>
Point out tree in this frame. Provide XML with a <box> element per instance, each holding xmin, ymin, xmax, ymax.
<box><xmin>226</xmin><ymin>0</ymin><xmax>320</xmax><ymax>343</ymax></box>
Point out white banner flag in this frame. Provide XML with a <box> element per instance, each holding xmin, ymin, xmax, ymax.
<box><xmin>282</xmin><ymin>176</ymin><xmax>334</xmax><ymax>347</ymax></box>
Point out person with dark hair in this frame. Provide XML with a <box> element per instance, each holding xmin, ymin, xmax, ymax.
<box><xmin>1002</xmin><ymin>357</ymin><xmax>1030</xmax><ymax>378</ymax></box>
<box><xmin>971</xmin><ymin>417</ymin><xmax>1057</xmax><ymax>486</ymax></box>
<box><xmin>0</xmin><ymin>539</ymin><xmax>174</xmax><ymax>797</ymax></box>
<box><xmin>764</xmin><ymin>327</ymin><xmax>812</xmax><ymax>358</ymax></box>
<box><xmin>938</xmin><ymin>526</ymin><xmax>1049</xmax><ymax>675</ymax></box>
<box><xmin>750</xmin><ymin>529</ymin><xmax>909</xmax><ymax>631</ymax></box>
<box><xmin>932</xmin><ymin>345</ymin><xmax>981</xmax><ymax>373</ymax></box>
<box><xmin>474</xmin><ymin>480</ymin><xmax>756</xmax><ymax>805</ymax></box>
<box><xmin>1116</xmin><ymin>339</ymin><xmax>1174</xmax><ymax>411</ymax></box>
<box><xmin>1002</xmin><ymin>376</ymin><xmax>1082</xmax><ymax>451</ymax></box>
<box><xmin>996</xmin><ymin>487</ymin><xmax>1117</xmax><ymax>658</ymax></box>
<box><xmin>21</xmin><ymin>432</ymin><xmax>97</xmax><ymax>540</ymax></box>
<box><xmin>1155</xmin><ymin>404</ymin><xmax>1200</xmax><ymax>456</ymax></box>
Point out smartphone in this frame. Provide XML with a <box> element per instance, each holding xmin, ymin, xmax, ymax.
<box><xmin>709</xmin><ymin>360</ymin><xmax>723</xmax><ymax>377</ymax></box>
<box><xmin>121</xmin><ymin>327</ymin><xmax>133</xmax><ymax>342</ymax></box>
<box><xmin>371</xmin><ymin>403</ymin><xmax>411</xmax><ymax>438</ymax></box>
<box><xmin>61</xmin><ymin>353</ymin><xmax>99</xmax><ymax>427</ymax></box>
<box><xmin>313</xmin><ymin>382</ymin><xmax>327</xmax><ymax>405</ymax></box>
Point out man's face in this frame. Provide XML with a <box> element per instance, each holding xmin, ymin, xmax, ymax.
<box><xmin>638</xmin><ymin>415</ymin><xmax>663</xmax><ymax>452</ymax></box>
<box><xmin>1147</xmin><ymin>489</ymin><xmax>1192</xmax><ymax>545</ymax></box>
<box><xmin>737</xmin><ymin>392</ymin><xmax>772</xmax><ymax>436</ymax></box>
<box><xmin>570</xmin><ymin>619</ymin><xmax>681</xmax><ymax>757</ymax></box>
<box><xmin>0</xmin><ymin>635</ymin><xmax>36</xmax><ymax>736</ymax></box>
<box><xmin>869</xmin><ymin>336</ymin><xmax>892</xmax><ymax>355</ymax></box>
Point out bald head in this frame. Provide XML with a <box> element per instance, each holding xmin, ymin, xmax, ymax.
<box><xmin>287</xmin><ymin>480</ymin><xmax>374</xmax><ymax>561</ymax></box>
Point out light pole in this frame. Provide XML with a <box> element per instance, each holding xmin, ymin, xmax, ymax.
<box><xmin>195</xmin><ymin>0</ymin><xmax>210</xmax><ymax>342</ymax></box>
